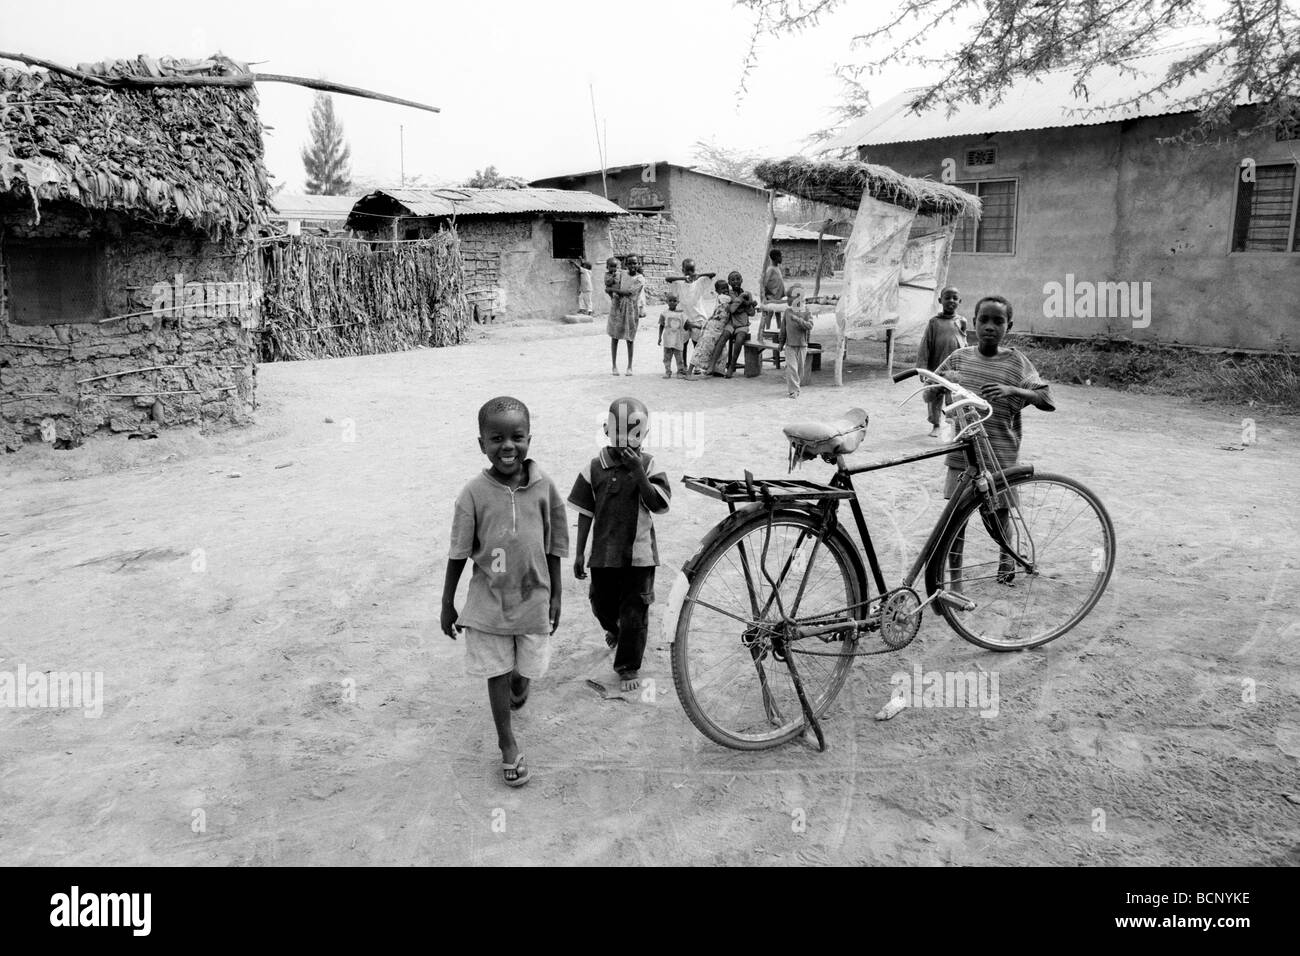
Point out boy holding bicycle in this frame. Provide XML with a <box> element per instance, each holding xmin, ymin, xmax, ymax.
<box><xmin>933</xmin><ymin>295</ymin><xmax>1054</xmax><ymax>583</ymax></box>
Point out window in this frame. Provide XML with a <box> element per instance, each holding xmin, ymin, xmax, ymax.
<box><xmin>1232</xmin><ymin>162</ymin><xmax>1300</xmax><ymax>252</ymax></box>
<box><xmin>552</xmin><ymin>220</ymin><xmax>585</xmax><ymax>259</ymax></box>
<box><xmin>952</xmin><ymin>180</ymin><xmax>1017</xmax><ymax>254</ymax></box>
<box><xmin>5</xmin><ymin>242</ymin><xmax>107</xmax><ymax>324</ymax></box>
<box><xmin>965</xmin><ymin>146</ymin><xmax>997</xmax><ymax>168</ymax></box>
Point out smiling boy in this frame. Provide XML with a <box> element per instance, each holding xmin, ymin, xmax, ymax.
<box><xmin>441</xmin><ymin>396</ymin><xmax>568</xmax><ymax>787</ymax></box>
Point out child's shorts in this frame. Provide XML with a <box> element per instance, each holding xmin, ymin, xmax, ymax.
<box><xmin>462</xmin><ymin>627</ymin><xmax>551</xmax><ymax>680</ymax></box>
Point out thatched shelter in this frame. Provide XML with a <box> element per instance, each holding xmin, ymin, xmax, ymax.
<box><xmin>0</xmin><ymin>54</ymin><xmax>269</xmax><ymax>450</ymax></box>
<box><xmin>756</xmin><ymin>157</ymin><xmax>982</xmax><ymax>382</ymax></box>
<box><xmin>754</xmin><ymin>157</ymin><xmax>980</xmax><ymax>221</ymax></box>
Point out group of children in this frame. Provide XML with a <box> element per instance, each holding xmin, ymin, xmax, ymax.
<box><xmin>441</xmin><ymin>394</ymin><xmax>669</xmax><ymax>788</ymax></box>
<box><xmin>444</xmin><ymin>282</ymin><xmax>1056</xmax><ymax>788</ymax></box>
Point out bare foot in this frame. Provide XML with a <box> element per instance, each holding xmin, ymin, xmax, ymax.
<box><xmin>619</xmin><ymin>671</ymin><xmax>641</xmax><ymax>692</ymax></box>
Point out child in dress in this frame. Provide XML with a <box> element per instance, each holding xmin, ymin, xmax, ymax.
<box><xmin>687</xmin><ymin>278</ymin><xmax>733</xmax><ymax>379</ymax></box>
<box><xmin>917</xmin><ymin>286</ymin><xmax>969</xmax><ymax>436</ymax></box>
<box><xmin>608</xmin><ymin>255</ymin><xmax>644</xmax><ymax>376</ymax></box>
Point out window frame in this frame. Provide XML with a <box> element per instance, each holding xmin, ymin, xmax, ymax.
<box><xmin>951</xmin><ymin>177</ymin><xmax>1019</xmax><ymax>257</ymax></box>
<box><xmin>550</xmin><ymin>219</ymin><xmax>586</xmax><ymax>259</ymax></box>
<box><xmin>3</xmin><ymin>239</ymin><xmax>109</xmax><ymax>325</ymax></box>
<box><xmin>1228</xmin><ymin>159</ymin><xmax>1300</xmax><ymax>255</ymax></box>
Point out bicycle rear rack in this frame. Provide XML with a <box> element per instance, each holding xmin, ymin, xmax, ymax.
<box><xmin>683</xmin><ymin>471</ymin><xmax>856</xmax><ymax>505</ymax></box>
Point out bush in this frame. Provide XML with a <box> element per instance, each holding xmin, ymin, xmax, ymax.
<box><xmin>1010</xmin><ymin>335</ymin><xmax>1300</xmax><ymax>410</ymax></box>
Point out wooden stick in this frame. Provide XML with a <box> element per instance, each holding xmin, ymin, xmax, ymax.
<box><xmin>254</xmin><ymin>73</ymin><xmax>440</xmax><ymax>114</ymax></box>
<box><xmin>77</xmin><ymin>364</ymin><xmax>189</xmax><ymax>385</ymax></box>
<box><xmin>0</xmin><ymin>53</ymin><xmax>439</xmax><ymax>113</ymax></box>
<box><xmin>4</xmin><ymin>342</ymin><xmax>72</xmax><ymax>351</ymax></box>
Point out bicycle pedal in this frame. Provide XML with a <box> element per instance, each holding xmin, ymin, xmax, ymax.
<box><xmin>936</xmin><ymin>589</ymin><xmax>977</xmax><ymax>611</ymax></box>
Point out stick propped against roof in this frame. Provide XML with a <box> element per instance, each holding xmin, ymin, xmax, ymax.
<box><xmin>0</xmin><ymin>51</ymin><xmax>440</xmax><ymax>113</ymax></box>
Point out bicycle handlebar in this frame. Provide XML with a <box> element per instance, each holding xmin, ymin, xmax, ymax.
<box><xmin>894</xmin><ymin>367</ymin><xmax>992</xmax><ymax>415</ymax></box>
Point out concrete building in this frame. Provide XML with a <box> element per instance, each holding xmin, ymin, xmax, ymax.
<box><xmin>530</xmin><ymin>162</ymin><xmax>772</xmax><ymax>294</ymax></box>
<box><xmin>347</xmin><ymin>188</ymin><xmax>625</xmax><ymax>324</ymax></box>
<box><xmin>825</xmin><ymin>46</ymin><xmax>1300</xmax><ymax>351</ymax></box>
<box><xmin>1</xmin><ymin>54</ymin><xmax>266</xmax><ymax>451</ymax></box>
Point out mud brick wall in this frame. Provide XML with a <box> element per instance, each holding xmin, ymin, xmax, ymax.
<box><xmin>0</xmin><ymin>203</ymin><xmax>259</xmax><ymax>451</ymax></box>
<box><xmin>610</xmin><ymin>214</ymin><xmax>678</xmax><ymax>302</ymax></box>
<box><xmin>405</xmin><ymin>218</ymin><xmax>533</xmax><ymax>323</ymax></box>
<box><xmin>772</xmin><ymin>240</ymin><xmax>843</xmax><ymax>278</ymax></box>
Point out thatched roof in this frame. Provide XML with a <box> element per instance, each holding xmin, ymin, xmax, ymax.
<box><xmin>0</xmin><ymin>54</ymin><xmax>270</xmax><ymax>237</ymax></box>
<box><xmin>755</xmin><ymin>157</ymin><xmax>981</xmax><ymax>220</ymax></box>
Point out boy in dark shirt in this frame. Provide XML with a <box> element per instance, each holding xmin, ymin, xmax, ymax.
<box><xmin>569</xmin><ymin>397</ymin><xmax>672</xmax><ymax>692</ymax></box>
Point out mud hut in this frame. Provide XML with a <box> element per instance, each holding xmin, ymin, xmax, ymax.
<box><xmin>0</xmin><ymin>54</ymin><xmax>269</xmax><ymax>450</ymax></box>
<box><xmin>348</xmin><ymin>188</ymin><xmax>626</xmax><ymax>324</ymax></box>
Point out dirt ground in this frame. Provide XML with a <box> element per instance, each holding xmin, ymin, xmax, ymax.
<box><xmin>3</xmin><ymin>312</ymin><xmax>1298</xmax><ymax>866</ymax></box>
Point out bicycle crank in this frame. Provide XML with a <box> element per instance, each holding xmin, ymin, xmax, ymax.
<box><xmin>880</xmin><ymin>587</ymin><xmax>922</xmax><ymax>649</ymax></box>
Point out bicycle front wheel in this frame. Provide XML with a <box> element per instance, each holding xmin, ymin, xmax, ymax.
<box><xmin>671</xmin><ymin>508</ymin><xmax>866</xmax><ymax>750</ymax></box>
<box><xmin>930</xmin><ymin>472</ymin><xmax>1115</xmax><ymax>650</ymax></box>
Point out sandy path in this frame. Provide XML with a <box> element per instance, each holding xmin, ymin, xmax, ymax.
<box><xmin>2</xmin><ymin>315</ymin><xmax>1297</xmax><ymax>865</ymax></box>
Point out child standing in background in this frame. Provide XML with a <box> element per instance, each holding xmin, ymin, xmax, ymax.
<box><xmin>666</xmin><ymin>259</ymin><xmax>717</xmax><ymax>369</ymax></box>
<box><xmin>781</xmin><ymin>284</ymin><xmax>815</xmax><ymax>399</ymax></box>
<box><xmin>441</xmin><ymin>396</ymin><xmax>569</xmax><ymax>788</ymax></box>
<box><xmin>917</xmin><ymin>286</ymin><xmax>969</xmax><ymax>436</ymax></box>
<box><xmin>572</xmin><ymin>259</ymin><xmax>593</xmax><ymax>315</ymax></box>
<box><xmin>608</xmin><ymin>255</ymin><xmax>644</xmax><ymax>376</ymax></box>
<box><xmin>569</xmin><ymin>397</ymin><xmax>672</xmax><ymax>693</ymax></box>
<box><xmin>659</xmin><ymin>294</ymin><xmax>689</xmax><ymax>379</ymax></box>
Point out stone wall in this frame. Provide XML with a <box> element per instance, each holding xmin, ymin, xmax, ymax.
<box><xmin>0</xmin><ymin>202</ymin><xmax>258</xmax><ymax>451</ymax></box>
<box><xmin>609</xmin><ymin>214</ymin><xmax>678</xmax><ymax>301</ymax></box>
<box><xmin>773</xmin><ymin>240</ymin><xmax>843</xmax><ymax>278</ymax></box>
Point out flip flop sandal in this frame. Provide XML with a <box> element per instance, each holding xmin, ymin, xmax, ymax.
<box><xmin>502</xmin><ymin>754</ymin><xmax>530</xmax><ymax>788</ymax></box>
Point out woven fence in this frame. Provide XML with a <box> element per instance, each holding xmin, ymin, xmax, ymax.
<box><xmin>259</xmin><ymin>231</ymin><xmax>470</xmax><ymax>361</ymax></box>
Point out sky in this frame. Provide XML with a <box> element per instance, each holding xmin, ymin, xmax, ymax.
<box><xmin>0</xmin><ymin>0</ymin><xmax>958</xmax><ymax>194</ymax></box>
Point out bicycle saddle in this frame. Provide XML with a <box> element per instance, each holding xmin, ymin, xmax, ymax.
<box><xmin>783</xmin><ymin>408</ymin><xmax>869</xmax><ymax>462</ymax></box>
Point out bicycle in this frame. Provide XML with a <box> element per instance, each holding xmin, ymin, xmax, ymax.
<box><xmin>664</xmin><ymin>367</ymin><xmax>1116</xmax><ymax>751</ymax></box>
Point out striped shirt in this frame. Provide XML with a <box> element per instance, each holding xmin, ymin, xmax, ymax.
<box><xmin>568</xmin><ymin>448</ymin><xmax>671</xmax><ymax>567</ymax></box>
<box><xmin>936</xmin><ymin>347</ymin><xmax>1054</xmax><ymax>470</ymax></box>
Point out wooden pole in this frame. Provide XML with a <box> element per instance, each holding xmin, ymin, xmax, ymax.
<box><xmin>0</xmin><ymin>53</ymin><xmax>440</xmax><ymax>113</ymax></box>
<box><xmin>813</xmin><ymin>216</ymin><xmax>831</xmax><ymax>298</ymax></box>
<box><xmin>758</xmin><ymin>191</ymin><xmax>778</xmax><ymax>343</ymax></box>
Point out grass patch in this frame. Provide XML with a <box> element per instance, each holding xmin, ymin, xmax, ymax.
<box><xmin>1007</xmin><ymin>336</ymin><xmax>1300</xmax><ymax>410</ymax></box>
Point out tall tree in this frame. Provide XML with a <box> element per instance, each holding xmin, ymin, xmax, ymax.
<box><xmin>739</xmin><ymin>0</ymin><xmax>1300</xmax><ymax>144</ymax></box>
<box><xmin>463</xmin><ymin>165</ymin><xmax>527</xmax><ymax>188</ymax></box>
<box><xmin>300</xmin><ymin>93</ymin><xmax>353</xmax><ymax>195</ymax></box>
<box><xmin>689</xmin><ymin>140</ymin><xmax>765</xmax><ymax>184</ymax></box>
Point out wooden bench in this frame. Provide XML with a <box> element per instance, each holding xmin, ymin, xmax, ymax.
<box><xmin>742</xmin><ymin>341</ymin><xmax>823</xmax><ymax>379</ymax></box>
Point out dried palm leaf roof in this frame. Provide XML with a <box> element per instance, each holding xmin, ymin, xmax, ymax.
<box><xmin>0</xmin><ymin>54</ymin><xmax>270</xmax><ymax>238</ymax></box>
<box><xmin>755</xmin><ymin>157</ymin><xmax>981</xmax><ymax>220</ymax></box>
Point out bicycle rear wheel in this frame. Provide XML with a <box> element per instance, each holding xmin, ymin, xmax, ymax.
<box><xmin>671</xmin><ymin>508</ymin><xmax>866</xmax><ymax>750</ymax></box>
<box><xmin>930</xmin><ymin>472</ymin><xmax>1115</xmax><ymax>650</ymax></box>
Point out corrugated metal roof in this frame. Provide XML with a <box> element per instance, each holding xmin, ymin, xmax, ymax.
<box><xmin>530</xmin><ymin>161</ymin><xmax>769</xmax><ymax>194</ymax></box>
<box><xmin>773</xmin><ymin>224</ymin><xmax>844</xmax><ymax>242</ymax></box>
<box><xmin>827</xmin><ymin>44</ymin><xmax>1248</xmax><ymax>149</ymax></box>
<box><xmin>356</xmin><ymin>187</ymin><xmax>626</xmax><ymax>218</ymax></box>
<box><xmin>270</xmin><ymin>194</ymin><xmax>360</xmax><ymax>220</ymax></box>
